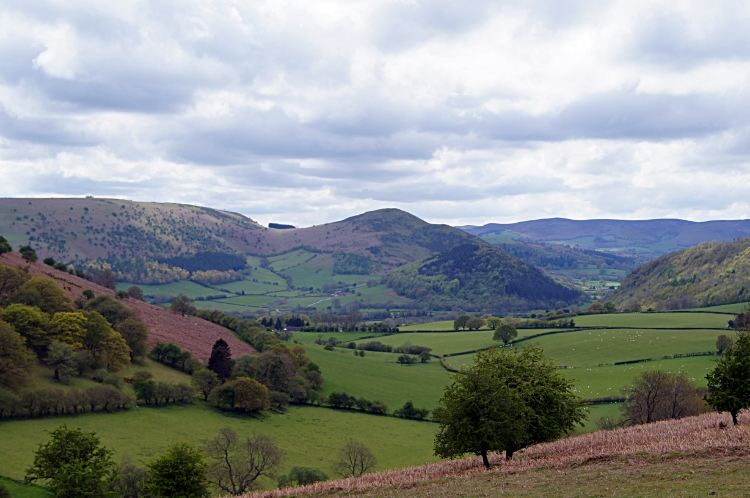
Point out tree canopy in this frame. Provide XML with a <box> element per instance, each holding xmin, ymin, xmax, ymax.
<box><xmin>705</xmin><ymin>332</ymin><xmax>750</xmax><ymax>425</ymax></box>
<box><xmin>493</xmin><ymin>324</ymin><xmax>518</xmax><ymax>345</ymax></box>
<box><xmin>434</xmin><ymin>345</ymin><xmax>586</xmax><ymax>467</ymax></box>
<box><xmin>25</xmin><ymin>425</ymin><xmax>117</xmax><ymax>498</ymax></box>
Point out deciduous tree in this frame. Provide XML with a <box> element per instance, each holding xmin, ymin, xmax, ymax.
<box><xmin>25</xmin><ymin>425</ymin><xmax>118</xmax><ymax>498</ymax></box>
<box><xmin>145</xmin><ymin>442</ymin><xmax>209</xmax><ymax>498</ymax></box>
<box><xmin>716</xmin><ymin>334</ymin><xmax>733</xmax><ymax>354</ymax></box>
<box><xmin>1</xmin><ymin>304</ymin><xmax>50</xmax><ymax>355</ymax></box>
<box><xmin>434</xmin><ymin>346</ymin><xmax>586</xmax><ymax>467</ymax></box>
<box><xmin>205</xmin><ymin>428</ymin><xmax>283</xmax><ymax>495</ymax></box>
<box><xmin>192</xmin><ymin>369</ymin><xmax>220</xmax><ymax>400</ymax></box>
<box><xmin>453</xmin><ymin>314</ymin><xmax>471</xmax><ymax>330</ymax></box>
<box><xmin>493</xmin><ymin>324</ymin><xmax>518</xmax><ymax>345</ymax></box>
<box><xmin>332</xmin><ymin>440</ymin><xmax>376</xmax><ymax>478</ymax></box>
<box><xmin>0</xmin><ymin>320</ymin><xmax>35</xmax><ymax>388</ymax></box>
<box><xmin>705</xmin><ymin>332</ymin><xmax>750</xmax><ymax>425</ymax></box>
<box><xmin>232</xmin><ymin>378</ymin><xmax>270</xmax><ymax>412</ymax></box>
<box><xmin>116</xmin><ymin>318</ymin><xmax>149</xmax><ymax>360</ymax></box>
<box><xmin>170</xmin><ymin>294</ymin><xmax>195</xmax><ymax>317</ymax></box>
<box><xmin>19</xmin><ymin>245</ymin><xmax>37</xmax><ymax>262</ymax></box>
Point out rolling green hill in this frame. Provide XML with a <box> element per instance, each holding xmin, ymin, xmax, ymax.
<box><xmin>386</xmin><ymin>244</ymin><xmax>584</xmax><ymax>313</ymax></box>
<box><xmin>609</xmin><ymin>238</ymin><xmax>750</xmax><ymax>311</ymax></box>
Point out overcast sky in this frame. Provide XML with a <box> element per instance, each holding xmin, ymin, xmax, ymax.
<box><xmin>1</xmin><ymin>0</ymin><xmax>750</xmax><ymax>227</ymax></box>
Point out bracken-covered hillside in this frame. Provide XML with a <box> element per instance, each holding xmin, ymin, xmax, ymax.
<box><xmin>610</xmin><ymin>237</ymin><xmax>750</xmax><ymax>310</ymax></box>
<box><xmin>0</xmin><ymin>251</ymin><xmax>256</xmax><ymax>359</ymax></box>
<box><xmin>386</xmin><ymin>244</ymin><xmax>583</xmax><ymax>313</ymax></box>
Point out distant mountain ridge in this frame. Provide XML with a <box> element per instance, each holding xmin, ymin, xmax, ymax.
<box><xmin>459</xmin><ymin>218</ymin><xmax>750</xmax><ymax>259</ymax></box>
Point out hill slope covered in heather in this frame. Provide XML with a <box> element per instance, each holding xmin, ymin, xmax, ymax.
<box><xmin>609</xmin><ymin>237</ymin><xmax>750</xmax><ymax>311</ymax></box>
<box><xmin>0</xmin><ymin>199</ymin><xmax>479</xmax><ymax>277</ymax></box>
<box><xmin>386</xmin><ymin>244</ymin><xmax>583</xmax><ymax>313</ymax></box>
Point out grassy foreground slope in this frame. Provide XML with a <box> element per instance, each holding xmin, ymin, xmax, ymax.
<box><xmin>241</xmin><ymin>410</ymin><xmax>750</xmax><ymax>498</ymax></box>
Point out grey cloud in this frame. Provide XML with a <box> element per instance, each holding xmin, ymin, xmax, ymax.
<box><xmin>370</xmin><ymin>0</ymin><xmax>493</xmax><ymax>52</ymax></box>
<box><xmin>629</xmin><ymin>9</ymin><xmax>750</xmax><ymax>68</ymax></box>
<box><xmin>0</xmin><ymin>108</ymin><xmax>96</xmax><ymax>146</ymax></box>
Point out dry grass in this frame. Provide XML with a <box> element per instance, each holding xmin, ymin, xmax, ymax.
<box><xmin>236</xmin><ymin>410</ymin><xmax>750</xmax><ymax>498</ymax></box>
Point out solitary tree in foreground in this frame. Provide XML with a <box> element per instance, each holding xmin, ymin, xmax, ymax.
<box><xmin>434</xmin><ymin>346</ymin><xmax>586</xmax><ymax>467</ymax></box>
<box><xmin>332</xmin><ymin>440</ymin><xmax>377</xmax><ymax>478</ymax></box>
<box><xmin>25</xmin><ymin>425</ymin><xmax>117</xmax><ymax>498</ymax></box>
<box><xmin>705</xmin><ymin>332</ymin><xmax>750</xmax><ymax>425</ymax></box>
<box><xmin>204</xmin><ymin>428</ymin><xmax>283</xmax><ymax>495</ymax></box>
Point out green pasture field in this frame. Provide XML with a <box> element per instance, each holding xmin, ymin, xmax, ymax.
<box><xmin>244</xmin><ymin>265</ymin><xmax>287</xmax><ymax>285</ymax></box>
<box><xmin>303</xmin><ymin>345</ymin><xmax>451</xmax><ymax>411</ymax></box>
<box><xmin>518</xmin><ymin>328</ymin><xmax>721</xmax><ymax>367</ymax></box>
<box><xmin>581</xmin><ymin>402</ymin><xmax>622</xmax><ymax>429</ymax></box>
<box><xmin>0</xmin><ymin>477</ymin><xmax>50</xmax><ymax>498</ymax></box>
<box><xmin>444</xmin><ymin>352</ymin><xmax>716</xmax><ymax>399</ymax></box>
<box><xmin>268</xmin><ymin>249</ymin><xmax>317</xmax><ymax>272</ymax></box>
<box><xmin>280</xmin><ymin>253</ymin><xmax>336</xmax><ymax>289</ymax></box>
<box><xmin>689</xmin><ymin>302</ymin><xmax>749</xmax><ymax>313</ymax></box>
<box><xmin>354</xmin><ymin>330</ymin><xmax>561</xmax><ymax>357</ymax></box>
<box><xmin>210</xmin><ymin>295</ymin><xmax>277</xmax><ymax>307</ymax></box>
<box><xmin>210</xmin><ymin>278</ymin><xmax>281</xmax><ymax>295</ymax></box>
<box><xmin>292</xmin><ymin>331</ymin><xmax>382</xmax><ymax>345</ymax></box>
<box><xmin>0</xmin><ymin>403</ymin><xmax>440</xmax><ymax>490</ymax></box>
<box><xmin>192</xmin><ymin>300</ymin><xmax>266</xmax><ymax>313</ymax></box>
<box><xmin>116</xmin><ymin>280</ymin><xmax>212</xmax><ymax>299</ymax></box>
<box><xmin>399</xmin><ymin>321</ymin><xmax>457</xmax><ymax>331</ymax></box>
<box><xmin>563</xmin><ymin>355</ymin><xmax>716</xmax><ymax>398</ymax></box>
<box><xmin>354</xmin><ymin>284</ymin><xmax>410</xmax><ymax>304</ymax></box>
<box><xmin>336</xmin><ymin>275</ymin><xmax>374</xmax><ymax>285</ymax></box>
<box><xmin>573</xmin><ymin>312</ymin><xmax>729</xmax><ymax>329</ymax></box>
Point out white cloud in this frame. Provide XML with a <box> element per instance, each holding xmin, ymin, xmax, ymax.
<box><xmin>1</xmin><ymin>0</ymin><xmax>750</xmax><ymax>227</ymax></box>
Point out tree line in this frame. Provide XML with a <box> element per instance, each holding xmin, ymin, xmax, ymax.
<box><xmin>17</xmin><ymin>425</ymin><xmax>379</xmax><ymax>498</ymax></box>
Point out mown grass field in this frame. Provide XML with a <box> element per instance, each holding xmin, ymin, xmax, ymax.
<box><xmin>0</xmin><ymin>403</ymin><xmax>440</xmax><ymax>491</ymax></box>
